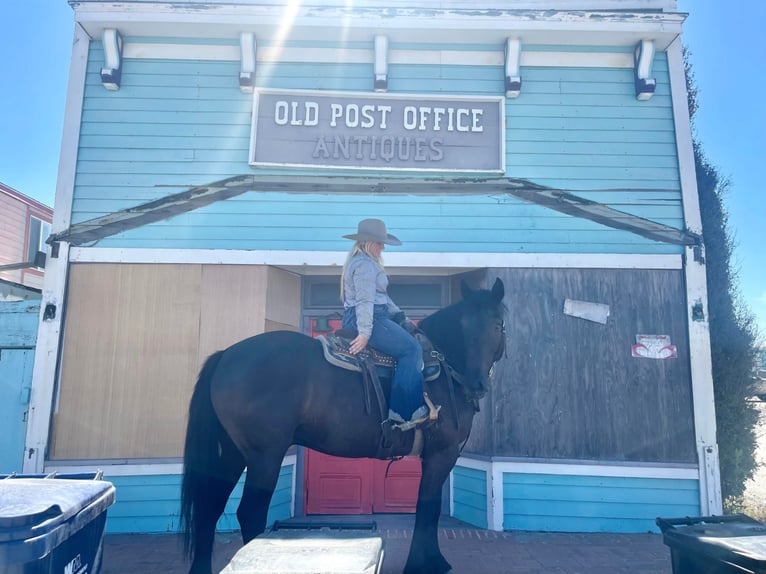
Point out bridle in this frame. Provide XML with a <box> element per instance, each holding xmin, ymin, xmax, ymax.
<box><xmin>429</xmin><ymin>318</ymin><xmax>507</xmax><ymax>434</ymax></box>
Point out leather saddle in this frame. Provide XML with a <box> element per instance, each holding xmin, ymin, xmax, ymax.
<box><xmin>316</xmin><ymin>329</ymin><xmax>441</xmax><ymax>382</ymax></box>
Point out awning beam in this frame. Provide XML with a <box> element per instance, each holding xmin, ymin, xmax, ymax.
<box><xmin>49</xmin><ymin>175</ymin><xmax>700</xmax><ymax>247</ymax></box>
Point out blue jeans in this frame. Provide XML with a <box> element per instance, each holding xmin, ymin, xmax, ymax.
<box><xmin>342</xmin><ymin>305</ymin><xmax>424</xmax><ymax>420</ymax></box>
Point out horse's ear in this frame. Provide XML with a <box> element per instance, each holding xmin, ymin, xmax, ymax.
<box><xmin>460</xmin><ymin>279</ymin><xmax>473</xmax><ymax>300</ymax></box>
<box><xmin>491</xmin><ymin>278</ymin><xmax>505</xmax><ymax>301</ymax></box>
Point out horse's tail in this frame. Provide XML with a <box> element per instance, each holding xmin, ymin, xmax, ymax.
<box><xmin>180</xmin><ymin>350</ymin><xmax>226</xmax><ymax>558</ymax></box>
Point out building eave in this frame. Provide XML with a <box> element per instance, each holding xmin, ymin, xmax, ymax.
<box><xmin>71</xmin><ymin>2</ymin><xmax>685</xmax><ymax>50</ymax></box>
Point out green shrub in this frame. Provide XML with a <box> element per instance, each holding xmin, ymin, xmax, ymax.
<box><xmin>687</xmin><ymin>51</ymin><xmax>761</xmax><ymax>501</ymax></box>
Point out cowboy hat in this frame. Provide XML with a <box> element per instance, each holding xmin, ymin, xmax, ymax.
<box><xmin>343</xmin><ymin>218</ymin><xmax>402</xmax><ymax>245</ymax></box>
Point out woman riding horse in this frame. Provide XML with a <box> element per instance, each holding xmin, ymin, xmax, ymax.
<box><xmin>341</xmin><ymin>218</ymin><xmax>432</xmax><ymax>428</ymax></box>
<box><xmin>180</xmin><ymin>247</ymin><xmax>507</xmax><ymax>574</ymax></box>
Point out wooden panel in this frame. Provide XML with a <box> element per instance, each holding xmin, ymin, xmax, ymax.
<box><xmin>0</xmin><ymin>194</ymin><xmax>27</xmax><ymax>285</ymax></box>
<box><xmin>0</xmin><ymin>300</ymin><xmax>40</xmax><ymax>347</ymax></box>
<box><xmin>472</xmin><ymin>268</ymin><xmax>696</xmax><ymax>463</ymax></box>
<box><xmin>51</xmin><ymin>264</ymin><xmax>202</xmax><ymax>459</ymax></box>
<box><xmin>266</xmin><ymin>267</ymin><xmax>301</xmax><ymax>328</ymax></box>
<box><xmin>0</xmin><ymin>349</ymin><xmax>33</xmax><ymax>473</ymax></box>
<box><xmin>305</xmin><ymin>452</ymin><xmax>373</xmax><ymax>514</ymax></box>
<box><xmin>198</xmin><ymin>265</ymin><xmax>268</xmax><ymax>367</ymax></box>
<box><xmin>265</xmin><ymin>320</ymin><xmax>300</xmax><ymax>333</ymax></box>
<box><xmin>372</xmin><ymin>458</ymin><xmax>421</xmax><ymax>513</ymax></box>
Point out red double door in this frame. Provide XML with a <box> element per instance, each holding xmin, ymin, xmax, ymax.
<box><xmin>305</xmin><ymin>317</ymin><xmax>421</xmax><ymax>514</ymax></box>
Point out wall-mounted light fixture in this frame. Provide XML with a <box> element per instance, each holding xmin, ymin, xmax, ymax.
<box><xmin>100</xmin><ymin>29</ymin><xmax>123</xmax><ymax>91</ymax></box>
<box><xmin>505</xmin><ymin>37</ymin><xmax>522</xmax><ymax>98</ymax></box>
<box><xmin>240</xmin><ymin>32</ymin><xmax>257</xmax><ymax>93</ymax></box>
<box><xmin>634</xmin><ymin>39</ymin><xmax>656</xmax><ymax>100</ymax></box>
<box><xmin>374</xmin><ymin>35</ymin><xmax>389</xmax><ymax>92</ymax></box>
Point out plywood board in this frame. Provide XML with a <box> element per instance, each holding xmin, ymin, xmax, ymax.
<box><xmin>474</xmin><ymin>268</ymin><xmax>695</xmax><ymax>463</ymax></box>
<box><xmin>51</xmin><ymin>263</ymin><xmax>202</xmax><ymax>459</ymax></box>
<box><xmin>198</xmin><ymin>265</ymin><xmax>268</xmax><ymax>366</ymax></box>
<box><xmin>266</xmin><ymin>267</ymin><xmax>301</xmax><ymax>328</ymax></box>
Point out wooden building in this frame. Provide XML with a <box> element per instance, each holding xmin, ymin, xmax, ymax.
<box><xmin>24</xmin><ymin>0</ymin><xmax>719</xmax><ymax>534</ymax></box>
<box><xmin>0</xmin><ymin>182</ymin><xmax>52</xmax><ymax>293</ymax></box>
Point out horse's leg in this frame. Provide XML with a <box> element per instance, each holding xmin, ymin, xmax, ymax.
<box><xmin>404</xmin><ymin>446</ymin><xmax>459</xmax><ymax>574</ymax></box>
<box><xmin>188</xmin><ymin>439</ymin><xmax>245</xmax><ymax>574</ymax></box>
<box><xmin>236</xmin><ymin>448</ymin><xmax>287</xmax><ymax>543</ymax></box>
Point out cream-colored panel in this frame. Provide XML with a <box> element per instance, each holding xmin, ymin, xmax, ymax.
<box><xmin>265</xmin><ymin>320</ymin><xmax>300</xmax><ymax>333</ymax></box>
<box><xmin>198</xmin><ymin>265</ymin><xmax>268</xmax><ymax>366</ymax></box>
<box><xmin>51</xmin><ymin>263</ymin><xmax>202</xmax><ymax>459</ymax></box>
<box><xmin>266</xmin><ymin>267</ymin><xmax>301</xmax><ymax>328</ymax></box>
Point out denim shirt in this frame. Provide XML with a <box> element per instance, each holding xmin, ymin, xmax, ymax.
<box><xmin>343</xmin><ymin>253</ymin><xmax>401</xmax><ymax>338</ymax></box>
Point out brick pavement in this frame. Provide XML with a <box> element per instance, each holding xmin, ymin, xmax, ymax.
<box><xmin>101</xmin><ymin>515</ymin><xmax>674</xmax><ymax>574</ymax></box>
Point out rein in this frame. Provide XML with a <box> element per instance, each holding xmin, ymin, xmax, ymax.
<box><xmin>430</xmin><ymin>319</ymin><xmax>506</xmax><ymax>434</ymax></box>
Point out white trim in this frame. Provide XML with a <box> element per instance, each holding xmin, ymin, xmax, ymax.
<box><xmin>289</xmin><ymin>453</ymin><xmax>297</xmax><ymax>518</ymax></box>
<box><xmin>23</xmin><ymin>243</ymin><xmax>70</xmax><ymax>474</ymax></box>
<box><xmin>457</xmin><ymin>457</ymin><xmax>698</xmax><ymax>481</ymax></box>
<box><xmin>52</xmin><ymin>24</ymin><xmax>90</xmax><ymax>235</ymax></box>
<box><xmin>23</xmin><ymin>26</ymin><xmax>91</xmax><ymax>475</ymax></box>
<box><xmin>122</xmin><ymin>42</ymin><xmax>634</xmax><ymax>69</ymax></box>
<box><xmin>73</xmin><ymin>1</ymin><xmax>678</xmax><ymax>9</ymax></box>
<box><xmin>455</xmin><ymin>457</ymin><xmax>493</xmax><ymax>473</ymax></box>
<box><xmin>669</xmin><ymin>40</ymin><xmax>702</xmax><ymax>235</ymax></box>
<box><xmin>490</xmin><ymin>464</ymin><xmax>504</xmax><ymax>531</ymax></box>
<box><xmin>451</xmin><ymin>457</ymin><xmax>497</xmax><ymax>530</ymax></box>
<box><xmin>45</xmin><ymin>454</ymin><xmax>298</xmax><ymax>478</ymax></box>
<box><xmin>486</xmin><ymin>459</ymin><xmax>699</xmax><ymax>480</ymax></box>
<box><xmin>68</xmin><ymin>248</ymin><xmax>683</xmax><ymax>270</ymax></box>
<box><xmin>667</xmin><ymin>38</ymin><xmax>721</xmax><ymax>515</ymax></box>
<box><xmin>74</xmin><ymin>4</ymin><xmax>684</xmax><ymax>49</ymax></box>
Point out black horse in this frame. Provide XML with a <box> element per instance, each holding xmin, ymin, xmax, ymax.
<box><xmin>180</xmin><ymin>278</ymin><xmax>506</xmax><ymax>574</ymax></box>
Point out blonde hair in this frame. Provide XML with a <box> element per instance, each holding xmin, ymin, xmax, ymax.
<box><xmin>340</xmin><ymin>241</ymin><xmax>384</xmax><ymax>302</ymax></box>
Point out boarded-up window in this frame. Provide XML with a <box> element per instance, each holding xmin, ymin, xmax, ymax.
<box><xmin>50</xmin><ymin>263</ymin><xmax>300</xmax><ymax>460</ymax></box>
<box><xmin>466</xmin><ymin>268</ymin><xmax>696</xmax><ymax>463</ymax></box>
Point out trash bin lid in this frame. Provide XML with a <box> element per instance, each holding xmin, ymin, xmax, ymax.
<box><xmin>0</xmin><ymin>478</ymin><xmax>115</xmax><ymax>543</ymax></box>
<box><xmin>221</xmin><ymin>530</ymin><xmax>384</xmax><ymax>574</ymax></box>
<box><xmin>660</xmin><ymin>517</ymin><xmax>766</xmax><ymax>568</ymax></box>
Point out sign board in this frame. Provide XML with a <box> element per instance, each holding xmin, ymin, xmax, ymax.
<box><xmin>631</xmin><ymin>334</ymin><xmax>677</xmax><ymax>359</ymax></box>
<box><xmin>249</xmin><ymin>89</ymin><xmax>505</xmax><ymax>173</ymax></box>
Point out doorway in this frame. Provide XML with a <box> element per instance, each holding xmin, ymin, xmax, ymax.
<box><xmin>301</xmin><ymin>276</ymin><xmax>448</xmax><ymax>514</ymax></box>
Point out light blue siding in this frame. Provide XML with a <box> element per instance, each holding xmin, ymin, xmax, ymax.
<box><xmin>0</xmin><ymin>300</ymin><xmax>39</xmax><ymax>473</ymax></box>
<box><xmin>503</xmin><ymin>473</ymin><xmax>700</xmax><ymax>533</ymax></box>
<box><xmin>72</xmin><ymin>42</ymin><xmax>682</xmax><ymax>254</ymax></box>
<box><xmin>72</xmin><ymin>193</ymin><xmax>680</xmax><ymax>253</ymax></box>
<box><xmin>452</xmin><ymin>466</ymin><xmax>488</xmax><ymax>529</ymax></box>
<box><xmin>105</xmin><ymin>465</ymin><xmax>293</xmax><ymax>534</ymax></box>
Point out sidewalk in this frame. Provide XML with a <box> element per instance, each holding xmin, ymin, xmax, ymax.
<box><xmin>101</xmin><ymin>515</ymin><xmax>673</xmax><ymax>574</ymax></box>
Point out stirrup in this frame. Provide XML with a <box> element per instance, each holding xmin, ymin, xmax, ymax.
<box><xmin>423</xmin><ymin>392</ymin><xmax>440</xmax><ymax>421</ymax></box>
<box><xmin>390</xmin><ymin>400</ymin><xmax>441</xmax><ymax>432</ymax></box>
<box><xmin>392</xmin><ymin>416</ymin><xmax>428</xmax><ymax>432</ymax></box>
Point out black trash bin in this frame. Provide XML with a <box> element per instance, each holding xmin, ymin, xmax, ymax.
<box><xmin>656</xmin><ymin>514</ymin><xmax>766</xmax><ymax>574</ymax></box>
<box><xmin>0</xmin><ymin>473</ymin><xmax>116</xmax><ymax>574</ymax></box>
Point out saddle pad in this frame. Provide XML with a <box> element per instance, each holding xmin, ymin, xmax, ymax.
<box><xmin>317</xmin><ymin>335</ymin><xmax>395</xmax><ymax>373</ymax></box>
<box><xmin>317</xmin><ymin>334</ymin><xmax>440</xmax><ymax>382</ymax></box>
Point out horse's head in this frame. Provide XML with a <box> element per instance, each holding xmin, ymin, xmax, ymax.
<box><xmin>458</xmin><ymin>278</ymin><xmax>506</xmax><ymax>399</ymax></box>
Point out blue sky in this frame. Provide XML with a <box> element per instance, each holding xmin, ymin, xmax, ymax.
<box><xmin>1</xmin><ymin>1</ymin><xmax>763</xmax><ymax>339</ymax></box>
